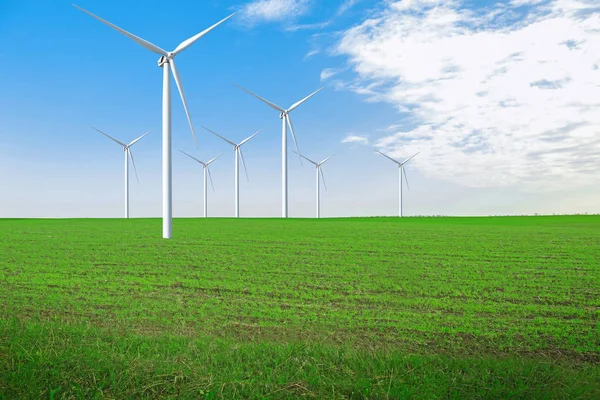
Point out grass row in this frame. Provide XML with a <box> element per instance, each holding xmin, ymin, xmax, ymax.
<box><xmin>1</xmin><ymin>319</ymin><xmax>599</xmax><ymax>399</ymax></box>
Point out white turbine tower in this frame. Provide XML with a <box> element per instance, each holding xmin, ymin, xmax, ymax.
<box><xmin>234</xmin><ymin>83</ymin><xmax>323</xmax><ymax>218</ymax></box>
<box><xmin>75</xmin><ymin>5</ymin><xmax>235</xmax><ymax>239</ymax></box>
<box><xmin>179</xmin><ymin>151</ymin><xmax>222</xmax><ymax>218</ymax></box>
<box><xmin>295</xmin><ymin>152</ymin><xmax>335</xmax><ymax>219</ymax></box>
<box><xmin>375</xmin><ymin>150</ymin><xmax>419</xmax><ymax>217</ymax></box>
<box><xmin>93</xmin><ymin>127</ymin><xmax>151</xmax><ymax>219</ymax></box>
<box><xmin>203</xmin><ymin>126</ymin><xmax>261</xmax><ymax>218</ymax></box>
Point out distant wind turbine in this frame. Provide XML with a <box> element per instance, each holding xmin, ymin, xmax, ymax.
<box><xmin>93</xmin><ymin>127</ymin><xmax>151</xmax><ymax>219</ymax></box>
<box><xmin>75</xmin><ymin>4</ymin><xmax>235</xmax><ymax>238</ymax></box>
<box><xmin>179</xmin><ymin>151</ymin><xmax>222</xmax><ymax>218</ymax></box>
<box><xmin>295</xmin><ymin>152</ymin><xmax>335</xmax><ymax>219</ymax></box>
<box><xmin>375</xmin><ymin>149</ymin><xmax>419</xmax><ymax>217</ymax></box>
<box><xmin>234</xmin><ymin>83</ymin><xmax>323</xmax><ymax>218</ymax></box>
<box><xmin>203</xmin><ymin>126</ymin><xmax>261</xmax><ymax>218</ymax></box>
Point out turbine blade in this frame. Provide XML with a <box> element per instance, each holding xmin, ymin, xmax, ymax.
<box><xmin>239</xmin><ymin>129</ymin><xmax>262</xmax><ymax>147</ymax></box>
<box><xmin>287</xmin><ymin>87</ymin><xmax>324</xmax><ymax>113</ymax></box>
<box><xmin>403</xmin><ymin>167</ymin><xmax>410</xmax><ymax>191</ymax></box>
<box><xmin>93</xmin><ymin>127</ymin><xmax>127</xmax><ymax>147</ymax></box>
<box><xmin>128</xmin><ymin>129</ymin><xmax>152</xmax><ymax>147</ymax></box>
<box><xmin>128</xmin><ymin>149</ymin><xmax>140</xmax><ymax>183</ymax></box>
<box><xmin>319</xmin><ymin>153</ymin><xmax>336</xmax><ymax>166</ymax></box>
<box><xmin>293</xmin><ymin>150</ymin><xmax>317</xmax><ymax>166</ymax></box>
<box><xmin>169</xmin><ymin>59</ymin><xmax>197</xmax><ymax>147</ymax></box>
<box><xmin>179</xmin><ymin>150</ymin><xmax>206</xmax><ymax>166</ymax></box>
<box><xmin>401</xmin><ymin>151</ymin><xmax>420</xmax><ymax>165</ymax></box>
<box><xmin>201</xmin><ymin>126</ymin><xmax>237</xmax><ymax>146</ymax></box>
<box><xmin>73</xmin><ymin>5</ymin><xmax>168</xmax><ymax>56</ymax></box>
<box><xmin>207</xmin><ymin>167</ymin><xmax>215</xmax><ymax>191</ymax></box>
<box><xmin>286</xmin><ymin>116</ymin><xmax>302</xmax><ymax>166</ymax></box>
<box><xmin>206</xmin><ymin>153</ymin><xmax>223</xmax><ymax>166</ymax></box>
<box><xmin>239</xmin><ymin>149</ymin><xmax>250</xmax><ymax>182</ymax></box>
<box><xmin>233</xmin><ymin>83</ymin><xmax>285</xmax><ymax>112</ymax></box>
<box><xmin>320</xmin><ymin>167</ymin><xmax>328</xmax><ymax>192</ymax></box>
<box><xmin>375</xmin><ymin>149</ymin><xmax>401</xmax><ymax>165</ymax></box>
<box><xmin>172</xmin><ymin>13</ymin><xmax>236</xmax><ymax>55</ymax></box>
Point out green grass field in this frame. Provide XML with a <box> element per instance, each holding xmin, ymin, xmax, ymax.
<box><xmin>1</xmin><ymin>216</ymin><xmax>599</xmax><ymax>399</ymax></box>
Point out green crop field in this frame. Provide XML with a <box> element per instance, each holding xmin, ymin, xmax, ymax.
<box><xmin>0</xmin><ymin>216</ymin><xmax>599</xmax><ymax>399</ymax></box>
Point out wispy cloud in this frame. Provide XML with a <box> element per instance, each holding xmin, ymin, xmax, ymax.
<box><xmin>285</xmin><ymin>21</ymin><xmax>331</xmax><ymax>32</ymax></box>
<box><xmin>303</xmin><ymin>32</ymin><xmax>332</xmax><ymax>60</ymax></box>
<box><xmin>282</xmin><ymin>0</ymin><xmax>365</xmax><ymax>32</ymax></box>
<box><xmin>320</xmin><ymin>68</ymin><xmax>343</xmax><ymax>80</ymax></box>
<box><xmin>239</xmin><ymin>0</ymin><xmax>311</xmax><ymax>24</ymax></box>
<box><xmin>336</xmin><ymin>0</ymin><xmax>362</xmax><ymax>16</ymax></box>
<box><xmin>334</xmin><ymin>0</ymin><xmax>600</xmax><ymax>192</ymax></box>
<box><xmin>341</xmin><ymin>135</ymin><xmax>369</xmax><ymax>145</ymax></box>
<box><xmin>510</xmin><ymin>0</ymin><xmax>546</xmax><ymax>6</ymax></box>
<box><xmin>304</xmin><ymin>49</ymin><xmax>321</xmax><ymax>59</ymax></box>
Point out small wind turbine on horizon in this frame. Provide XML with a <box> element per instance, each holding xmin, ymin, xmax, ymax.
<box><xmin>233</xmin><ymin>83</ymin><xmax>323</xmax><ymax>218</ymax></box>
<box><xmin>93</xmin><ymin>127</ymin><xmax>151</xmax><ymax>219</ymax></box>
<box><xmin>295</xmin><ymin>152</ymin><xmax>335</xmax><ymax>219</ymax></box>
<box><xmin>375</xmin><ymin>149</ymin><xmax>419</xmax><ymax>217</ymax></box>
<box><xmin>74</xmin><ymin>4</ymin><xmax>235</xmax><ymax>238</ymax></box>
<box><xmin>203</xmin><ymin>126</ymin><xmax>261</xmax><ymax>218</ymax></box>
<box><xmin>179</xmin><ymin>151</ymin><xmax>222</xmax><ymax>218</ymax></box>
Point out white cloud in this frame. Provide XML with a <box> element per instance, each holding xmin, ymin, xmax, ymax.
<box><xmin>334</xmin><ymin>0</ymin><xmax>600</xmax><ymax>192</ymax></box>
<box><xmin>341</xmin><ymin>135</ymin><xmax>369</xmax><ymax>145</ymax></box>
<box><xmin>320</xmin><ymin>68</ymin><xmax>342</xmax><ymax>80</ymax></box>
<box><xmin>240</xmin><ymin>0</ymin><xmax>311</xmax><ymax>23</ymax></box>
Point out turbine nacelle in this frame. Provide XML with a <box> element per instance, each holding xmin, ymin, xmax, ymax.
<box><xmin>157</xmin><ymin>52</ymin><xmax>177</xmax><ymax>66</ymax></box>
<box><xmin>157</xmin><ymin>56</ymin><xmax>169</xmax><ymax>67</ymax></box>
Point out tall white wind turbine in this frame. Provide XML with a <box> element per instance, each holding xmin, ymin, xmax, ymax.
<box><xmin>375</xmin><ymin>150</ymin><xmax>419</xmax><ymax>217</ymax></box>
<box><xmin>75</xmin><ymin>4</ymin><xmax>235</xmax><ymax>239</ymax></box>
<box><xmin>295</xmin><ymin>152</ymin><xmax>335</xmax><ymax>219</ymax></box>
<box><xmin>234</xmin><ymin>83</ymin><xmax>323</xmax><ymax>218</ymax></box>
<box><xmin>179</xmin><ymin>151</ymin><xmax>221</xmax><ymax>218</ymax></box>
<box><xmin>93</xmin><ymin>127</ymin><xmax>151</xmax><ymax>219</ymax></box>
<box><xmin>203</xmin><ymin>126</ymin><xmax>261</xmax><ymax>218</ymax></box>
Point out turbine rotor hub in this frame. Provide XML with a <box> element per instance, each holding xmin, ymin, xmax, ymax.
<box><xmin>279</xmin><ymin>111</ymin><xmax>287</xmax><ymax>119</ymax></box>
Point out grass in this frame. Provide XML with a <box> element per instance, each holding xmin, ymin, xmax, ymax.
<box><xmin>0</xmin><ymin>216</ymin><xmax>599</xmax><ymax>398</ymax></box>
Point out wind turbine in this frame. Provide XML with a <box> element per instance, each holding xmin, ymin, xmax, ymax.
<box><xmin>179</xmin><ymin>151</ymin><xmax>222</xmax><ymax>218</ymax></box>
<box><xmin>375</xmin><ymin>149</ymin><xmax>419</xmax><ymax>217</ymax></box>
<box><xmin>234</xmin><ymin>83</ymin><xmax>323</xmax><ymax>218</ymax></box>
<box><xmin>203</xmin><ymin>126</ymin><xmax>261</xmax><ymax>218</ymax></box>
<box><xmin>75</xmin><ymin>5</ymin><xmax>235</xmax><ymax>239</ymax></box>
<box><xmin>295</xmin><ymin>152</ymin><xmax>335</xmax><ymax>219</ymax></box>
<box><xmin>93</xmin><ymin>127</ymin><xmax>151</xmax><ymax>219</ymax></box>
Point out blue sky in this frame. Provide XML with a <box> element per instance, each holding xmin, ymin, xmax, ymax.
<box><xmin>1</xmin><ymin>0</ymin><xmax>599</xmax><ymax>218</ymax></box>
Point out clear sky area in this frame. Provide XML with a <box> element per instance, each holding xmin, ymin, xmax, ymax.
<box><xmin>1</xmin><ymin>0</ymin><xmax>598</xmax><ymax>218</ymax></box>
